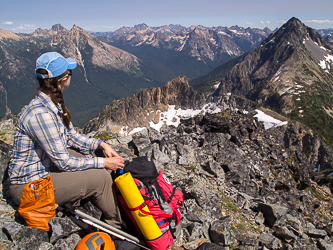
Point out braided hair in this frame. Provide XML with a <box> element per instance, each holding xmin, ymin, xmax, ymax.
<box><xmin>36</xmin><ymin>69</ymin><xmax>72</xmax><ymax>129</ymax></box>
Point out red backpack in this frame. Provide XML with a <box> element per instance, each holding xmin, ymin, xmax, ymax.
<box><xmin>114</xmin><ymin>156</ymin><xmax>183</xmax><ymax>250</ymax></box>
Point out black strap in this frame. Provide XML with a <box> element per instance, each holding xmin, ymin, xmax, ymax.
<box><xmin>154</xmin><ymin>179</ymin><xmax>176</xmax><ymax>204</ymax></box>
<box><xmin>129</xmin><ymin>201</ymin><xmax>147</xmax><ymax>212</ymax></box>
<box><xmin>167</xmin><ymin>189</ymin><xmax>176</xmax><ymax>204</ymax></box>
<box><xmin>169</xmin><ymin>215</ymin><xmax>177</xmax><ymax>239</ymax></box>
<box><xmin>153</xmin><ymin>179</ymin><xmax>167</xmax><ymax>202</ymax></box>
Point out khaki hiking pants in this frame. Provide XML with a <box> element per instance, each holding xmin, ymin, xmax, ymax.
<box><xmin>9</xmin><ymin>149</ymin><xmax>120</xmax><ymax>224</ymax></box>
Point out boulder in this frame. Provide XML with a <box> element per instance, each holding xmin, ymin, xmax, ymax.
<box><xmin>258</xmin><ymin>203</ymin><xmax>289</xmax><ymax>227</ymax></box>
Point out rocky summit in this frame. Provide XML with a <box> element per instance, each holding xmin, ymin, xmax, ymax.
<box><xmin>0</xmin><ymin>105</ymin><xmax>333</xmax><ymax>249</ymax></box>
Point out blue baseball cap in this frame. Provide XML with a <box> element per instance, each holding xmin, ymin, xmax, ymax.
<box><xmin>35</xmin><ymin>52</ymin><xmax>77</xmax><ymax>79</ymax></box>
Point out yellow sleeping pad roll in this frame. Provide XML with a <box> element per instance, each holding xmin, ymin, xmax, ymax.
<box><xmin>115</xmin><ymin>172</ymin><xmax>162</xmax><ymax>240</ymax></box>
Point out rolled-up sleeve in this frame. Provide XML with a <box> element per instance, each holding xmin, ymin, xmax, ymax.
<box><xmin>26</xmin><ymin>112</ymin><xmax>104</xmax><ymax>171</ymax></box>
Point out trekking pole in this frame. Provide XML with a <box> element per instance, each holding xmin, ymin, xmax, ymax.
<box><xmin>69</xmin><ymin>206</ymin><xmax>150</xmax><ymax>250</ymax></box>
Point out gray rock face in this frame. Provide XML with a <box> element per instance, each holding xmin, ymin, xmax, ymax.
<box><xmin>0</xmin><ymin>140</ymin><xmax>12</xmax><ymax>184</ymax></box>
<box><xmin>1</xmin><ymin>109</ymin><xmax>333</xmax><ymax>249</ymax></box>
<box><xmin>258</xmin><ymin>203</ymin><xmax>289</xmax><ymax>227</ymax></box>
<box><xmin>3</xmin><ymin>222</ymin><xmax>49</xmax><ymax>249</ymax></box>
<box><xmin>49</xmin><ymin>217</ymin><xmax>81</xmax><ymax>244</ymax></box>
<box><xmin>210</xmin><ymin>217</ymin><xmax>236</xmax><ymax>246</ymax></box>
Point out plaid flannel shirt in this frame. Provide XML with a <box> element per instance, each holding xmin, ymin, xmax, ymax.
<box><xmin>8</xmin><ymin>91</ymin><xmax>104</xmax><ymax>185</ymax></box>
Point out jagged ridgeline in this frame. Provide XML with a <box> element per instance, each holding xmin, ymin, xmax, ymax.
<box><xmin>93</xmin><ymin>23</ymin><xmax>271</xmax><ymax>80</ymax></box>
<box><xmin>191</xmin><ymin>17</ymin><xmax>333</xmax><ymax>147</ymax></box>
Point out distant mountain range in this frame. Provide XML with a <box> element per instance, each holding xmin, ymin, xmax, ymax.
<box><xmin>0</xmin><ymin>23</ymin><xmax>272</xmax><ymax>126</ymax></box>
<box><xmin>316</xmin><ymin>28</ymin><xmax>333</xmax><ymax>38</ymax></box>
<box><xmin>91</xmin><ymin>24</ymin><xmax>271</xmax><ymax>80</ymax></box>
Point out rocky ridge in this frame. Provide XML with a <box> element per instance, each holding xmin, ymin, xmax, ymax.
<box><xmin>32</xmin><ymin>24</ymin><xmax>141</xmax><ymax>74</ymax></box>
<box><xmin>0</xmin><ymin>105</ymin><xmax>333</xmax><ymax>249</ymax></box>
<box><xmin>1</xmin><ymin>24</ymin><xmax>141</xmax><ymax>75</ymax></box>
<box><xmin>83</xmin><ymin>75</ymin><xmax>261</xmax><ymax>135</ymax></box>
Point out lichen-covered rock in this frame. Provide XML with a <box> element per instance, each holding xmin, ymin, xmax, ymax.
<box><xmin>52</xmin><ymin>233</ymin><xmax>81</xmax><ymax>250</ymax></box>
<box><xmin>3</xmin><ymin>222</ymin><xmax>49</xmax><ymax>249</ymax></box>
<box><xmin>49</xmin><ymin>217</ymin><xmax>81</xmax><ymax>244</ymax></box>
<box><xmin>210</xmin><ymin>217</ymin><xmax>236</xmax><ymax>246</ymax></box>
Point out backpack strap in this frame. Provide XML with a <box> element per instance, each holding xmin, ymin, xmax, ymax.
<box><xmin>129</xmin><ymin>201</ymin><xmax>173</xmax><ymax>218</ymax></box>
<box><xmin>153</xmin><ymin>179</ymin><xmax>176</xmax><ymax>204</ymax></box>
<box><xmin>167</xmin><ymin>189</ymin><xmax>176</xmax><ymax>204</ymax></box>
<box><xmin>153</xmin><ymin>179</ymin><xmax>167</xmax><ymax>202</ymax></box>
<box><xmin>129</xmin><ymin>201</ymin><xmax>147</xmax><ymax>212</ymax></box>
<box><xmin>151</xmin><ymin>179</ymin><xmax>174</xmax><ymax>216</ymax></box>
<box><xmin>138</xmin><ymin>207</ymin><xmax>173</xmax><ymax>218</ymax></box>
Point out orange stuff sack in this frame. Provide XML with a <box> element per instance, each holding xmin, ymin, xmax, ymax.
<box><xmin>18</xmin><ymin>175</ymin><xmax>56</xmax><ymax>231</ymax></box>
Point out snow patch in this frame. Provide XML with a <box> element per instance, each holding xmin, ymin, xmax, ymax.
<box><xmin>217</xmin><ymin>31</ymin><xmax>230</xmax><ymax>37</ymax></box>
<box><xmin>149</xmin><ymin>102</ymin><xmax>245</xmax><ymax>132</ymax></box>
<box><xmin>119</xmin><ymin>126</ymin><xmax>128</xmax><ymax>136</ymax></box>
<box><xmin>129</xmin><ymin>127</ymin><xmax>146</xmax><ymax>135</ymax></box>
<box><xmin>325</xmin><ymin>54</ymin><xmax>333</xmax><ymax>63</ymax></box>
<box><xmin>254</xmin><ymin>110</ymin><xmax>288</xmax><ymax>129</ymax></box>
<box><xmin>319</xmin><ymin>60</ymin><xmax>327</xmax><ymax>70</ymax></box>
<box><xmin>149</xmin><ymin>104</ymin><xmax>222</xmax><ymax>132</ymax></box>
<box><xmin>124</xmin><ymin>105</ymin><xmax>289</xmax><ymax>136</ymax></box>
<box><xmin>319</xmin><ymin>54</ymin><xmax>333</xmax><ymax>73</ymax></box>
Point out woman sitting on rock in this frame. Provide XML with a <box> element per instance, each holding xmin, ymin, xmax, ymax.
<box><xmin>8</xmin><ymin>52</ymin><xmax>124</xmax><ymax>228</ymax></box>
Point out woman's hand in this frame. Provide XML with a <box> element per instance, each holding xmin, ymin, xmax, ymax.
<box><xmin>104</xmin><ymin>156</ymin><xmax>125</xmax><ymax>171</ymax></box>
<box><xmin>100</xmin><ymin>141</ymin><xmax>120</xmax><ymax>158</ymax></box>
<box><xmin>99</xmin><ymin>142</ymin><xmax>124</xmax><ymax>170</ymax></box>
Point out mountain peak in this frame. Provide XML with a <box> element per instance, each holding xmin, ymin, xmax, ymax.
<box><xmin>32</xmin><ymin>24</ymin><xmax>69</xmax><ymax>36</ymax></box>
<box><xmin>287</xmin><ymin>17</ymin><xmax>304</xmax><ymax>27</ymax></box>
<box><xmin>71</xmin><ymin>24</ymin><xmax>87</xmax><ymax>33</ymax></box>
<box><xmin>51</xmin><ymin>24</ymin><xmax>67</xmax><ymax>32</ymax></box>
<box><xmin>134</xmin><ymin>23</ymin><xmax>149</xmax><ymax>31</ymax></box>
<box><xmin>273</xmin><ymin>17</ymin><xmax>312</xmax><ymax>43</ymax></box>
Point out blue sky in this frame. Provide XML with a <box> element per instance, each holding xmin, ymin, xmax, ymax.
<box><xmin>1</xmin><ymin>0</ymin><xmax>332</xmax><ymax>33</ymax></box>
